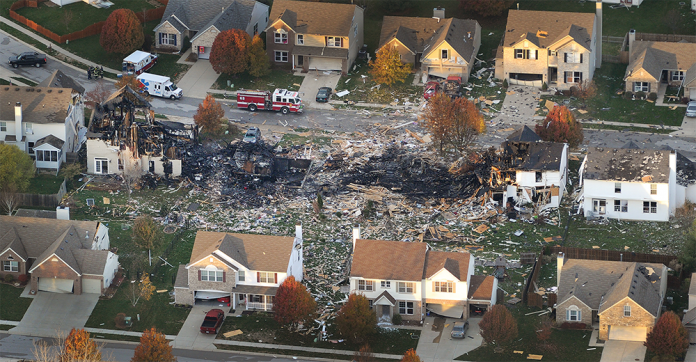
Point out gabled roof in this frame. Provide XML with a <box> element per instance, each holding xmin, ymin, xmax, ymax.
<box><xmin>268</xmin><ymin>0</ymin><xmax>359</xmax><ymax>36</ymax></box>
<box><xmin>503</xmin><ymin>140</ymin><xmax>567</xmax><ymax>171</ymax></box>
<box><xmin>423</xmin><ymin>251</ymin><xmax>471</xmax><ymax>281</ymax></box>
<box><xmin>31</xmin><ymin>226</ymin><xmax>88</xmax><ymax>274</ymax></box>
<box><xmin>683</xmin><ymin>306</ymin><xmax>696</xmax><ymax>325</ymax></box>
<box><xmin>189</xmin><ymin>231</ymin><xmax>294</xmax><ymax>272</ymax></box>
<box><xmin>468</xmin><ymin>275</ymin><xmax>495</xmax><ymax>300</ymax></box>
<box><xmin>423</xmin><ymin>18</ymin><xmax>479</xmax><ymax>62</ymax></box>
<box><xmin>158</xmin><ymin>0</ymin><xmax>256</xmax><ymax>32</ymax></box>
<box><xmin>0</xmin><ymin>216</ymin><xmax>98</xmax><ymax>260</ymax></box>
<box><xmin>598</xmin><ymin>263</ymin><xmax>664</xmax><ymax>316</ymax></box>
<box><xmin>0</xmin><ymin>228</ymin><xmax>27</xmax><ymax>261</ymax></box>
<box><xmin>102</xmin><ymin>86</ymin><xmax>151</xmax><ymax>110</ymax></box>
<box><xmin>503</xmin><ymin>10</ymin><xmax>595</xmax><ymax>50</ymax></box>
<box><xmin>37</xmin><ymin>70</ymin><xmax>85</xmax><ymax>94</ymax></box>
<box><xmin>192</xmin><ymin>0</ymin><xmax>258</xmax><ymax>41</ymax></box>
<box><xmin>0</xmin><ymin>86</ymin><xmax>72</xmax><ymax>124</ymax></box>
<box><xmin>34</xmin><ymin>134</ymin><xmax>65</xmax><ymax>150</ymax></box>
<box><xmin>583</xmin><ymin>147</ymin><xmax>672</xmax><ymax>183</ymax></box>
<box><xmin>351</xmin><ymin>239</ymin><xmax>427</xmax><ymax>281</ymax></box>
<box><xmin>626</xmin><ymin>41</ymin><xmax>696</xmax><ymax>82</ymax></box>
<box><xmin>506</xmin><ymin>125</ymin><xmax>542</xmax><ymax>142</ymax></box>
<box><xmin>174</xmin><ymin>265</ymin><xmax>188</xmax><ymax>288</ymax></box>
<box><xmin>73</xmin><ymin>249</ymin><xmax>109</xmax><ymax>275</ymax></box>
<box><xmin>374</xmin><ymin>290</ymin><xmax>396</xmax><ymax>305</ymax></box>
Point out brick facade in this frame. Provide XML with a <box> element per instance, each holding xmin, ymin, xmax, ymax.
<box><xmin>176</xmin><ymin>257</ymin><xmax>237</xmax><ymax>305</ymax></box>
<box><xmin>156</xmin><ymin>22</ymin><xmax>183</xmax><ymax>52</ymax></box>
<box><xmin>31</xmin><ymin>256</ymin><xmax>81</xmax><ymax>294</ymax></box>
<box><xmin>0</xmin><ymin>249</ymin><xmax>27</xmax><ymax>281</ymax></box>
<box><xmin>266</xmin><ymin>22</ymin><xmax>295</xmax><ymax>71</ymax></box>
<box><xmin>598</xmin><ymin>297</ymin><xmax>657</xmax><ymax>340</ymax></box>
<box><xmin>556</xmin><ymin>296</ymin><xmax>593</xmax><ymax>326</ymax></box>
<box><xmin>191</xmin><ymin>27</ymin><xmax>221</xmax><ymax>60</ymax></box>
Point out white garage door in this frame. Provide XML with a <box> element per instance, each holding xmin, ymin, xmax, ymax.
<box><xmin>690</xmin><ymin>88</ymin><xmax>696</xmax><ymax>100</ymax></box>
<box><xmin>428</xmin><ymin>66</ymin><xmax>465</xmax><ymax>79</ymax></box>
<box><xmin>38</xmin><ymin>278</ymin><xmax>74</xmax><ymax>293</ymax></box>
<box><xmin>609</xmin><ymin>326</ymin><xmax>648</xmax><ymax>341</ymax></box>
<box><xmin>82</xmin><ymin>278</ymin><xmax>102</xmax><ymax>294</ymax></box>
<box><xmin>309</xmin><ymin>57</ymin><xmax>342</xmax><ymax>71</ymax></box>
<box><xmin>196</xmin><ymin>45</ymin><xmax>211</xmax><ymax>60</ymax></box>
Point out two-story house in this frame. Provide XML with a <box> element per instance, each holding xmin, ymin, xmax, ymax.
<box><xmin>174</xmin><ymin>226</ymin><xmax>303</xmax><ymax>310</ymax></box>
<box><xmin>154</xmin><ymin>0</ymin><xmax>268</xmax><ymax>60</ymax></box>
<box><xmin>494</xmin><ymin>9</ymin><xmax>598</xmax><ymax>90</ymax></box>
<box><xmin>0</xmin><ymin>86</ymin><xmax>85</xmax><ymax>172</ymax></box>
<box><xmin>377</xmin><ymin>11</ymin><xmax>481</xmax><ymax>80</ymax></box>
<box><xmin>265</xmin><ymin>0</ymin><xmax>364</xmax><ymax>74</ymax></box>
<box><xmin>349</xmin><ymin>229</ymin><xmax>494</xmax><ymax>322</ymax></box>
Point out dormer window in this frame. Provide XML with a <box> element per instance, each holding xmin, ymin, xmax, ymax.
<box><xmin>274</xmin><ymin>30</ymin><xmax>288</xmax><ymax>44</ymax></box>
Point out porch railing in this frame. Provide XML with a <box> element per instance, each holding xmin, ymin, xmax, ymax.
<box><xmin>247</xmin><ymin>302</ymin><xmax>273</xmax><ymax>311</ymax></box>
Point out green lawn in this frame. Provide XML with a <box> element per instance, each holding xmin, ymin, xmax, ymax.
<box><xmin>24</xmin><ymin>174</ymin><xmax>64</xmax><ymax>194</ymax></box>
<box><xmin>0</xmin><ymin>284</ymin><xmax>33</xmax><ymax>321</ymax></box>
<box><xmin>214</xmin><ymin>344</ymin><xmax>399</xmax><ymax>361</ymax></box>
<box><xmin>335</xmin><ymin>59</ymin><xmax>421</xmax><ymax>104</ymax></box>
<box><xmin>213</xmin><ymin>69</ymin><xmax>304</xmax><ymax>92</ymax></box>
<box><xmin>151</xmin><ymin>54</ymin><xmax>191</xmax><ymax>82</ymax></box>
<box><xmin>217</xmin><ymin>313</ymin><xmax>419</xmax><ymax>355</ymax></box>
<box><xmin>15</xmin><ymin>0</ymin><xmax>155</xmax><ymax>36</ymax></box>
<box><xmin>457</xmin><ymin>305</ymin><xmax>602</xmax><ymax>362</ymax></box>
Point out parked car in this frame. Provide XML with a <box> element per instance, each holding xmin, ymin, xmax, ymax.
<box><xmin>9</xmin><ymin>52</ymin><xmax>47</xmax><ymax>68</ymax></box>
<box><xmin>242</xmin><ymin>127</ymin><xmax>261</xmax><ymax>143</ymax></box>
<box><xmin>316</xmin><ymin>87</ymin><xmax>332</xmax><ymax>102</ymax></box>
<box><xmin>200</xmin><ymin>309</ymin><xmax>225</xmax><ymax>334</ymax></box>
<box><xmin>687</xmin><ymin>101</ymin><xmax>696</xmax><ymax>117</ymax></box>
<box><xmin>423</xmin><ymin>81</ymin><xmax>441</xmax><ymax>100</ymax></box>
<box><xmin>450</xmin><ymin>321</ymin><xmax>469</xmax><ymax>339</ymax></box>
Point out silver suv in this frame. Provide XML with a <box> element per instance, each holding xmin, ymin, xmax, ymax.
<box><xmin>242</xmin><ymin>127</ymin><xmax>261</xmax><ymax>143</ymax></box>
<box><xmin>451</xmin><ymin>321</ymin><xmax>469</xmax><ymax>339</ymax></box>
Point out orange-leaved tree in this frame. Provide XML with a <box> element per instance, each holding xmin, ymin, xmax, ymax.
<box><xmin>535</xmin><ymin>105</ymin><xmax>584</xmax><ymax>148</ymax></box>
<box><xmin>129</xmin><ymin>275</ymin><xmax>156</xmax><ymax>307</ymax></box>
<box><xmin>131</xmin><ymin>327</ymin><xmax>176</xmax><ymax>362</ymax></box>
<box><xmin>61</xmin><ymin>328</ymin><xmax>102</xmax><ymax>361</ymax></box>
<box><xmin>400</xmin><ymin>348</ymin><xmax>421</xmax><ymax>362</ymax></box>
<box><xmin>248</xmin><ymin>34</ymin><xmax>271</xmax><ymax>78</ymax></box>
<box><xmin>645</xmin><ymin>311</ymin><xmax>689</xmax><ymax>359</ymax></box>
<box><xmin>422</xmin><ymin>93</ymin><xmax>485</xmax><ymax>155</ymax></box>
<box><xmin>353</xmin><ymin>344</ymin><xmax>374</xmax><ymax>362</ymax></box>
<box><xmin>368</xmin><ymin>46</ymin><xmax>412</xmax><ymax>86</ymax></box>
<box><xmin>422</xmin><ymin>92</ymin><xmax>453</xmax><ymax>153</ymax></box>
<box><xmin>100</xmin><ymin>9</ymin><xmax>144</xmax><ymax>54</ymax></box>
<box><xmin>478</xmin><ymin>304</ymin><xmax>518</xmax><ymax>346</ymax></box>
<box><xmin>193</xmin><ymin>94</ymin><xmax>225</xmax><ymax>134</ymax></box>
<box><xmin>272</xmin><ymin>276</ymin><xmax>316</xmax><ymax>329</ymax></box>
<box><xmin>336</xmin><ymin>294</ymin><xmax>376</xmax><ymax>344</ymax></box>
<box><xmin>210</xmin><ymin>29</ymin><xmax>252</xmax><ymax>75</ymax></box>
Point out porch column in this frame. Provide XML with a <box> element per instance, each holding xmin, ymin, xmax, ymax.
<box><xmin>232</xmin><ymin>293</ymin><xmax>236</xmax><ymax>310</ymax></box>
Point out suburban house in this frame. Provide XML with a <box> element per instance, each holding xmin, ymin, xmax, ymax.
<box><xmin>0</xmin><ymin>215</ymin><xmax>118</xmax><ymax>295</ymax></box>
<box><xmin>376</xmin><ymin>11</ymin><xmax>481</xmax><ymax>79</ymax></box>
<box><xmin>681</xmin><ymin>273</ymin><xmax>696</xmax><ymax>341</ymax></box>
<box><xmin>494</xmin><ymin>9</ymin><xmax>599</xmax><ymax>90</ymax></box>
<box><xmin>580</xmin><ymin>147</ymin><xmax>677</xmax><ymax>221</ymax></box>
<box><xmin>265</xmin><ymin>0</ymin><xmax>364</xmax><ymax>74</ymax></box>
<box><xmin>349</xmin><ymin>229</ymin><xmax>495</xmax><ymax>321</ymax></box>
<box><xmin>491</xmin><ymin>126</ymin><xmax>569</xmax><ymax>210</ymax></box>
<box><xmin>556</xmin><ymin>255</ymin><xmax>667</xmax><ymax>341</ymax></box>
<box><xmin>154</xmin><ymin>0</ymin><xmax>269</xmax><ymax>60</ymax></box>
<box><xmin>174</xmin><ymin>226</ymin><xmax>304</xmax><ymax>310</ymax></box>
<box><xmin>0</xmin><ymin>86</ymin><xmax>85</xmax><ymax>172</ymax></box>
<box><xmin>624</xmin><ymin>30</ymin><xmax>696</xmax><ymax>98</ymax></box>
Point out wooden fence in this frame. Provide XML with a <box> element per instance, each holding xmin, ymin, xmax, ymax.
<box><xmin>635</xmin><ymin>32</ymin><xmax>696</xmax><ymax>43</ymax></box>
<box><xmin>547</xmin><ymin>246</ymin><xmax>678</xmax><ymax>265</ymax></box>
<box><xmin>9</xmin><ymin>0</ymin><xmax>167</xmax><ymax>44</ymax></box>
<box><xmin>17</xmin><ymin>178</ymin><xmax>66</xmax><ymax>208</ymax></box>
<box><xmin>522</xmin><ymin>250</ymin><xmax>544</xmax><ymax>308</ymax></box>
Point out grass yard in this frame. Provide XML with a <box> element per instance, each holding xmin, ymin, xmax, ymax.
<box><xmin>581</xmin><ymin>123</ymin><xmax>675</xmax><ymax>134</ymax></box>
<box><xmin>214</xmin><ymin>344</ymin><xmax>399</xmax><ymax>361</ymax></box>
<box><xmin>15</xmin><ymin>0</ymin><xmax>156</xmax><ymax>36</ymax></box>
<box><xmin>213</xmin><ymin>69</ymin><xmax>304</xmax><ymax>92</ymax></box>
<box><xmin>24</xmin><ymin>174</ymin><xmax>64</xmax><ymax>194</ymax></box>
<box><xmin>150</xmin><ymin>54</ymin><xmax>190</xmax><ymax>82</ymax></box>
<box><xmin>0</xmin><ymin>284</ymin><xmax>33</xmax><ymax>321</ymax></box>
<box><xmin>456</xmin><ymin>305</ymin><xmax>602</xmax><ymax>362</ymax></box>
<box><xmin>217</xmin><ymin>312</ymin><xmax>419</xmax><ymax>355</ymax></box>
<box><xmin>335</xmin><ymin>59</ymin><xmax>422</xmax><ymax>104</ymax></box>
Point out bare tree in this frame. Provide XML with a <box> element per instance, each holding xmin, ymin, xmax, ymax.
<box><xmin>0</xmin><ymin>186</ymin><xmax>22</xmax><ymax>216</ymax></box>
<box><xmin>62</xmin><ymin>10</ymin><xmax>73</xmax><ymax>33</ymax></box>
<box><xmin>85</xmin><ymin>81</ymin><xmax>112</xmax><ymax>106</ymax></box>
<box><xmin>571</xmin><ymin>80</ymin><xmax>598</xmax><ymax>108</ymax></box>
<box><xmin>120</xmin><ymin>149</ymin><xmax>143</xmax><ymax>198</ymax></box>
<box><xmin>129</xmin><ymin>276</ymin><xmax>156</xmax><ymax>307</ymax></box>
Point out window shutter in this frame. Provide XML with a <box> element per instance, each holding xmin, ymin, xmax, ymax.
<box><xmin>274</xmin><ymin>273</ymin><xmax>278</xmax><ymax>284</ymax></box>
<box><xmin>158</xmin><ymin>33</ymin><xmax>163</xmax><ymax>44</ymax></box>
<box><xmin>198</xmin><ymin>270</ymin><xmax>201</xmax><ymax>281</ymax></box>
<box><xmin>535</xmin><ymin>50</ymin><xmax>538</xmax><ymax>59</ymax></box>
<box><xmin>580</xmin><ymin>54</ymin><xmax>583</xmax><ymax>63</ymax></box>
<box><xmin>566</xmin><ymin>310</ymin><xmax>570</xmax><ymax>320</ymax></box>
<box><xmin>325</xmin><ymin>36</ymin><xmax>328</xmax><ymax>45</ymax></box>
<box><xmin>340</xmin><ymin>38</ymin><xmax>344</xmax><ymax>47</ymax></box>
<box><xmin>173</xmin><ymin>35</ymin><xmax>177</xmax><ymax>47</ymax></box>
<box><xmin>223</xmin><ymin>272</ymin><xmax>226</xmax><ymax>282</ymax></box>
<box><xmin>564</xmin><ymin>53</ymin><xmax>568</xmax><ymax>63</ymax></box>
<box><xmin>578</xmin><ymin>310</ymin><xmax>582</xmax><ymax>320</ymax></box>
<box><xmin>257</xmin><ymin>272</ymin><xmax>260</xmax><ymax>282</ymax></box>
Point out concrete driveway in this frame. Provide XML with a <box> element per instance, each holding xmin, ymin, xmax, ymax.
<box><xmin>416</xmin><ymin>316</ymin><xmax>483</xmax><ymax>362</ymax></box>
<box><xmin>600</xmin><ymin>340</ymin><xmax>646</xmax><ymax>362</ymax></box>
<box><xmin>9</xmin><ymin>292</ymin><xmax>99</xmax><ymax>338</ymax></box>
<box><xmin>494</xmin><ymin>85</ymin><xmax>542</xmax><ymax>127</ymax></box>
<box><xmin>172</xmin><ymin>305</ymin><xmax>219</xmax><ymax>350</ymax></box>
<box><xmin>177</xmin><ymin>60</ymin><xmax>219</xmax><ymax>99</ymax></box>
<box><xmin>297</xmin><ymin>70</ymin><xmax>341</xmax><ymax>110</ymax></box>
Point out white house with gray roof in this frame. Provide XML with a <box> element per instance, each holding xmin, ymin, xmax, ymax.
<box><xmin>154</xmin><ymin>0</ymin><xmax>268</xmax><ymax>60</ymax></box>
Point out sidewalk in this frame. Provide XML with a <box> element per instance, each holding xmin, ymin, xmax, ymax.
<box><xmin>214</xmin><ymin>339</ymin><xmax>403</xmax><ymax>359</ymax></box>
<box><xmin>84</xmin><ymin>327</ymin><xmax>176</xmax><ymax>340</ymax></box>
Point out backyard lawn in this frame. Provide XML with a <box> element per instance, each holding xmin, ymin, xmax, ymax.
<box><xmin>24</xmin><ymin>174</ymin><xmax>64</xmax><ymax>194</ymax></box>
<box><xmin>0</xmin><ymin>283</ymin><xmax>33</xmax><ymax>321</ymax></box>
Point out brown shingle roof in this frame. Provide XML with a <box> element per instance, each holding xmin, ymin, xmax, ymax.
<box><xmin>503</xmin><ymin>10</ymin><xmax>595</xmax><ymax>50</ymax></box>
<box><xmin>423</xmin><ymin>250</ymin><xmax>471</xmax><ymax>281</ymax></box>
<box><xmin>350</xmin><ymin>239</ymin><xmax>427</xmax><ymax>281</ymax></box>
<box><xmin>0</xmin><ymin>216</ymin><xmax>98</xmax><ymax>259</ymax></box>
<box><xmin>189</xmin><ymin>231</ymin><xmax>294</xmax><ymax>272</ymax></box>
<box><xmin>468</xmin><ymin>275</ymin><xmax>495</xmax><ymax>300</ymax></box>
<box><xmin>35</xmin><ymin>134</ymin><xmax>65</xmax><ymax>150</ymax></box>
<box><xmin>626</xmin><ymin>41</ymin><xmax>696</xmax><ymax>82</ymax></box>
<box><xmin>0</xmin><ymin>86</ymin><xmax>72</xmax><ymax>125</ymax></box>
<box><xmin>73</xmin><ymin>249</ymin><xmax>109</xmax><ymax>275</ymax></box>
<box><xmin>269</xmin><ymin>0</ymin><xmax>358</xmax><ymax>36</ymax></box>
<box><xmin>583</xmin><ymin>147</ymin><xmax>672</xmax><ymax>183</ymax></box>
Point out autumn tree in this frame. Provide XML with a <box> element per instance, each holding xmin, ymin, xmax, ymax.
<box><xmin>210</xmin><ymin>29</ymin><xmax>251</xmax><ymax>75</ymax></box>
<box><xmin>129</xmin><ymin>275</ymin><xmax>156</xmax><ymax>306</ymax></box>
<box><xmin>478</xmin><ymin>305</ymin><xmax>518</xmax><ymax>346</ymax></box>
<box><xmin>354</xmin><ymin>344</ymin><xmax>375</xmax><ymax>362</ymax></box>
<box><xmin>0</xmin><ymin>144</ymin><xmax>35</xmax><ymax>192</ymax></box>
<box><xmin>422</xmin><ymin>93</ymin><xmax>485</xmax><ymax>155</ymax></box>
<box><xmin>132</xmin><ymin>215</ymin><xmax>162</xmax><ymax>251</ymax></box>
<box><xmin>400</xmin><ymin>348</ymin><xmax>421</xmax><ymax>362</ymax></box>
<box><xmin>248</xmin><ymin>34</ymin><xmax>270</xmax><ymax>78</ymax></box>
<box><xmin>116</xmin><ymin>75</ymin><xmax>147</xmax><ymax>95</ymax></box>
<box><xmin>100</xmin><ymin>9</ymin><xmax>144</xmax><ymax>54</ymax></box>
<box><xmin>62</xmin><ymin>328</ymin><xmax>102</xmax><ymax>361</ymax></box>
<box><xmin>536</xmin><ymin>316</ymin><xmax>553</xmax><ymax>344</ymax></box>
<box><xmin>336</xmin><ymin>294</ymin><xmax>377</xmax><ymax>344</ymax></box>
<box><xmin>535</xmin><ymin>105</ymin><xmax>584</xmax><ymax>148</ymax></box>
<box><xmin>85</xmin><ymin>80</ymin><xmax>112</xmax><ymax>106</ymax></box>
<box><xmin>645</xmin><ymin>311</ymin><xmax>689</xmax><ymax>359</ymax></box>
<box><xmin>368</xmin><ymin>46</ymin><xmax>412</xmax><ymax>86</ymax></box>
<box><xmin>193</xmin><ymin>94</ymin><xmax>225</xmax><ymax>134</ymax></box>
<box><xmin>459</xmin><ymin>0</ymin><xmax>511</xmax><ymax>17</ymax></box>
<box><xmin>131</xmin><ymin>327</ymin><xmax>176</xmax><ymax>362</ymax></box>
<box><xmin>571</xmin><ymin>80</ymin><xmax>597</xmax><ymax>107</ymax></box>
<box><xmin>273</xmin><ymin>276</ymin><xmax>316</xmax><ymax>329</ymax></box>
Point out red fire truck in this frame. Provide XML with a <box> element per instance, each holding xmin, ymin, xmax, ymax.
<box><xmin>236</xmin><ymin>89</ymin><xmax>303</xmax><ymax>114</ymax></box>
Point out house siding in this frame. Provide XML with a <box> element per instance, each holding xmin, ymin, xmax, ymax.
<box><xmin>191</xmin><ymin>27</ymin><xmax>221</xmax><ymax>60</ymax></box>
<box><xmin>266</xmin><ymin>22</ymin><xmax>295</xmax><ymax>70</ymax></box>
<box><xmin>0</xmin><ymin>250</ymin><xmax>27</xmax><ymax>280</ymax></box>
<box><xmin>188</xmin><ymin>258</ymin><xmax>237</xmax><ymax>293</ymax></box>
<box><xmin>599</xmin><ymin>298</ymin><xmax>657</xmax><ymax>340</ymax></box>
<box><xmin>31</xmin><ymin>256</ymin><xmax>81</xmax><ymax>294</ymax></box>
<box><xmin>156</xmin><ymin>22</ymin><xmax>183</xmax><ymax>52</ymax></box>
<box><xmin>583</xmin><ymin>180</ymin><xmax>671</xmax><ymax>221</ymax></box>
<box><xmin>420</xmin><ymin>22</ymin><xmax>481</xmax><ymax>79</ymax></box>
<box><xmin>556</xmin><ymin>296</ymin><xmax>593</xmax><ymax>326</ymax></box>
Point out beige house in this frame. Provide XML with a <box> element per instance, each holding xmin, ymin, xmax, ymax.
<box><xmin>681</xmin><ymin>273</ymin><xmax>696</xmax><ymax>342</ymax></box>
<box><xmin>377</xmin><ymin>13</ymin><xmax>481</xmax><ymax>79</ymax></box>
<box><xmin>174</xmin><ymin>226</ymin><xmax>304</xmax><ymax>310</ymax></box>
<box><xmin>556</xmin><ymin>256</ymin><xmax>667</xmax><ymax>341</ymax></box>
<box><xmin>624</xmin><ymin>30</ymin><xmax>696</xmax><ymax>97</ymax></box>
<box><xmin>265</xmin><ymin>0</ymin><xmax>363</xmax><ymax>74</ymax></box>
<box><xmin>495</xmin><ymin>10</ymin><xmax>598</xmax><ymax>90</ymax></box>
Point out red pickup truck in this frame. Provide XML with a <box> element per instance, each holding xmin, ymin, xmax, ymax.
<box><xmin>200</xmin><ymin>309</ymin><xmax>225</xmax><ymax>334</ymax></box>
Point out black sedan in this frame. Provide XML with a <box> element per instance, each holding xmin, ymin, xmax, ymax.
<box><xmin>316</xmin><ymin>87</ymin><xmax>332</xmax><ymax>102</ymax></box>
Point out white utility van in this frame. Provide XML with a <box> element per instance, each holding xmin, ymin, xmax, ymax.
<box><xmin>137</xmin><ymin>73</ymin><xmax>183</xmax><ymax>100</ymax></box>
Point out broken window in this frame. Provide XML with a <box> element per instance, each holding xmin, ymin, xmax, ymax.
<box><xmin>643</xmin><ymin>201</ymin><xmax>657</xmax><ymax>214</ymax></box>
<box><xmin>535</xmin><ymin>171</ymin><xmax>542</xmax><ymax>182</ymax></box>
<box><xmin>358</xmin><ymin>280</ymin><xmax>374</xmax><ymax>291</ymax></box>
<box><xmin>614</xmin><ymin>200</ymin><xmax>628</xmax><ymax>213</ymax></box>
<box><xmin>397</xmin><ymin>282</ymin><xmax>414</xmax><ymax>293</ymax></box>
<box><xmin>441</xmin><ymin>49</ymin><xmax>448</xmax><ymax>59</ymax></box>
<box><xmin>399</xmin><ymin>301</ymin><xmax>414</xmax><ymax>315</ymax></box>
<box><xmin>614</xmin><ymin>183</ymin><xmax>621</xmax><ymax>193</ymax></box>
<box><xmin>593</xmin><ymin>199</ymin><xmax>606</xmax><ymax>215</ymax></box>
<box><xmin>650</xmin><ymin>184</ymin><xmax>657</xmax><ymax>195</ymax></box>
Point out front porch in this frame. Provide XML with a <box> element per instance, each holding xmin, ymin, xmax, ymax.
<box><xmin>232</xmin><ymin>284</ymin><xmax>278</xmax><ymax>312</ymax></box>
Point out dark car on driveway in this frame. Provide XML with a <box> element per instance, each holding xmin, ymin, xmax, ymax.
<box><xmin>200</xmin><ymin>309</ymin><xmax>225</xmax><ymax>334</ymax></box>
<box><xmin>9</xmin><ymin>52</ymin><xmax>47</xmax><ymax>68</ymax></box>
<box><xmin>450</xmin><ymin>321</ymin><xmax>469</xmax><ymax>339</ymax></box>
<box><xmin>316</xmin><ymin>87</ymin><xmax>332</xmax><ymax>102</ymax></box>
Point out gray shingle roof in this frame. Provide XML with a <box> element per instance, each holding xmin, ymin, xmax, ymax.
<box><xmin>159</xmin><ymin>0</ymin><xmax>258</xmax><ymax>34</ymax></box>
<box><xmin>626</xmin><ymin>41</ymin><xmax>696</xmax><ymax>83</ymax></box>
<box><xmin>174</xmin><ymin>265</ymin><xmax>189</xmax><ymax>288</ymax></box>
<box><xmin>506</xmin><ymin>125</ymin><xmax>542</xmax><ymax>142</ymax></box>
<box><xmin>73</xmin><ymin>249</ymin><xmax>108</xmax><ymax>275</ymax></box>
<box><xmin>37</xmin><ymin>70</ymin><xmax>85</xmax><ymax>94</ymax></box>
<box><xmin>0</xmin><ymin>216</ymin><xmax>98</xmax><ymax>260</ymax></box>
<box><xmin>0</xmin><ymin>86</ymin><xmax>72</xmax><ymax>125</ymax></box>
<box><xmin>207</xmin><ymin>0</ymin><xmax>256</xmax><ymax>34</ymax></box>
<box><xmin>0</xmin><ymin>227</ymin><xmax>27</xmax><ymax>261</ymax></box>
<box><xmin>269</xmin><ymin>0</ymin><xmax>358</xmax><ymax>36</ymax></box>
<box><xmin>35</xmin><ymin>134</ymin><xmax>65</xmax><ymax>150</ymax></box>
<box><xmin>503</xmin><ymin>10</ymin><xmax>595</xmax><ymax>51</ymax></box>
<box><xmin>583</xmin><ymin>147</ymin><xmax>672</xmax><ymax>183</ymax></box>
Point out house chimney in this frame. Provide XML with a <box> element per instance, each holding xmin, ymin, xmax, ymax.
<box><xmin>295</xmin><ymin>223</ymin><xmax>302</xmax><ymax>240</ymax></box>
<box><xmin>557</xmin><ymin>252</ymin><xmax>564</xmax><ymax>287</ymax></box>
<box><xmin>352</xmin><ymin>225</ymin><xmax>361</xmax><ymax>252</ymax></box>
<box><xmin>433</xmin><ymin>6</ymin><xmax>445</xmax><ymax>19</ymax></box>
<box><xmin>596</xmin><ymin>0</ymin><xmax>602</xmax><ymax>68</ymax></box>
<box><xmin>14</xmin><ymin>102</ymin><xmax>22</xmax><ymax>144</ymax></box>
<box><xmin>628</xmin><ymin>29</ymin><xmax>636</xmax><ymax>56</ymax></box>
<box><xmin>56</xmin><ymin>206</ymin><xmax>70</xmax><ymax>220</ymax></box>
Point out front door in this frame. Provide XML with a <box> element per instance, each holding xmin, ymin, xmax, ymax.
<box><xmin>297</xmin><ymin>55</ymin><xmax>303</xmax><ymax>67</ymax></box>
<box><xmin>593</xmin><ymin>199</ymin><xmax>606</xmax><ymax>215</ymax></box>
<box><xmin>382</xmin><ymin>305</ymin><xmax>390</xmax><ymax>319</ymax></box>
